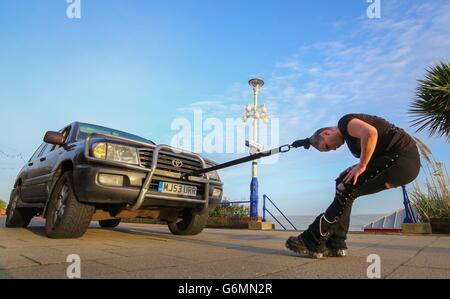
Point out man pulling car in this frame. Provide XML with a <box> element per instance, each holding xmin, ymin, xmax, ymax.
<box><xmin>286</xmin><ymin>113</ymin><xmax>421</xmax><ymax>259</ymax></box>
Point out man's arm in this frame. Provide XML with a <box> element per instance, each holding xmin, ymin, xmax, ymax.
<box><xmin>343</xmin><ymin>118</ymin><xmax>378</xmax><ymax>184</ymax></box>
<box><xmin>348</xmin><ymin>118</ymin><xmax>378</xmax><ymax>169</ymax></box>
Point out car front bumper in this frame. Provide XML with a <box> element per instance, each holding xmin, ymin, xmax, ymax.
<box><xmin>73</xmin><ymin>164</ymin><xmax>223</xmax><ymax>210</ymax></box>
<box><xmin>75</xmin><ymin>133</ymin><xmax>223</xmax><ymax>212</ymax></box>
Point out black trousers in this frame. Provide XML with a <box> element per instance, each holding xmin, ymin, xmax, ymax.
<box><xmin>302</xmin><ymin>145</ymin><xmax>421</xmax><ymax>251</ymax></box>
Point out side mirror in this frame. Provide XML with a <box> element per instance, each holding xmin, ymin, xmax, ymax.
<box><xmin>44</xmin><ymin>131</ymin><xmax>65</xmax><ymax>146</ymax></box>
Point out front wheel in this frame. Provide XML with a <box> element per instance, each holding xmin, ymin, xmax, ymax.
<box><xmin>5</xmin><ymin>188</ymin><xmax>35</xmax><ymax>228</ymax></box>
<box><xmin>45</xmin><ymin>172</ymin><xmax>95</xmax><ymax>239</ymax></box>
<box><xmin>168</xmin><ymin>209</ymin><xmax>208</xmax><ymax>236</ymax></box>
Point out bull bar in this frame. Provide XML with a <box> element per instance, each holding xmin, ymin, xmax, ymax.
<box><xmin>83</xmin><ymin>133</ymin><xmax>211</xmax><ymax>212</ymax></box>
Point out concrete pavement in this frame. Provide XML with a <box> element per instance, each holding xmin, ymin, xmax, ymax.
<box><xmin>0</xmin><ymin>217</ymin><xmax>449</xmax><ymax>279</ymax></box>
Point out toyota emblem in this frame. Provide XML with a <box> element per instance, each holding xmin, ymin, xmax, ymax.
<box><xmin>172</xmin><ymin>159</ymin><xmax>183</xmax><ymax>168</ymax></box>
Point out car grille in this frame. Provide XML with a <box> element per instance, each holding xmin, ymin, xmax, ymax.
<box><xmin>138</xmin><ymin>148</ymin><xmax>206</xmax><ymax>198</ymax></box>
<box><xmin>138</xmin><ymin>148</ymin><xmax>203</xmax><ymax>176</ymax></box>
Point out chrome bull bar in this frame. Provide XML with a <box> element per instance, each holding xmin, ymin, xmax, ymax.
<box><xmin>83</xmin><ymin>133</ymin><xmax>210</xmax><ymax>212</ymax></box>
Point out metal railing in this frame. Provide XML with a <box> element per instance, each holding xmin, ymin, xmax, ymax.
<box><xmin>263</xmin><ymin>194</ymin><xmax>297</xmax><ymax>230</ymax></box>
<box><xmin>402</xmin><ymin>185</ymin><xmax>417</xmax><ymax>224</ymax></box>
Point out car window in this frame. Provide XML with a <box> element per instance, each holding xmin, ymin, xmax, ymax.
<box><xmin>39</xmin><ymin>143</ymin><xmax>54</xmax><ymax>157</ymax></box>
<box><xmin>76</xmin><ymin>123</ymin><xmax>155</xmax><ymax>145</ymax></box>
<box><xmin>29</xmin><ymin>143</ymin><xmax>46</xmax><ymax>161</ymax></box>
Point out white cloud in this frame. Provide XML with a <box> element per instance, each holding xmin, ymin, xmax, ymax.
<box><xmin>276</xmin><ymin>56</ymin><xmax>301</xmax><ymax>72</ymax></box>
<box><xmin>269</xmin><ymin>0</ymin><xmax>450</xmax><ymax>134</ymax></box>
<box><xmin>308</xmin><ymin>67</ymin><xmax>321</xmax><ymax>74</ymax></box>
<box><xmin>177</xmin><ymin>99</ymin><xmax>243</xmax><ymax>117</ymax></box>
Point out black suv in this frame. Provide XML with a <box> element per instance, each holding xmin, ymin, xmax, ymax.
<box><xmin>5</xmin><ymin>122</ymin><xmax>223</xmax><ymax>238</ymax></box>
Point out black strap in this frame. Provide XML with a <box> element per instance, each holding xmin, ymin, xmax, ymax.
<box><xmin>182</xmin><ymin>139</ymin><xmax>310</xmax><ymax>178</ymax></box>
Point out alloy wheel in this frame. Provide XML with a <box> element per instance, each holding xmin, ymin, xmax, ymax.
<box><xmin>52</xmin><ymin>183</ymin><xmax>69</xmax><ymax>228</ymax></box>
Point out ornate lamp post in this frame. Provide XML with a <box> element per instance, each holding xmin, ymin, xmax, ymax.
<box><xmin>242</xmin><ymin>78</ymin><xmax>268</xmax><ymax>218</ymax></box>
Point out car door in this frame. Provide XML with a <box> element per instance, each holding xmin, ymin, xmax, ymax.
<box><xmin>21</xmin><ymin>142</ymin><xmax>47</xmax><ymax>202</ymax></box>
<box><xmin>32</xmin><ymin>126</ymin><xmax>72</xmax><ymax>202</ymax></box>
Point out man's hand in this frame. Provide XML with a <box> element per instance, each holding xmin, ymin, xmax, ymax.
<box><xmin>291</xmin><ymin>139</ymin><xmax>311</xmax><ymax>149</ymax></box>
<box><xmin>343</xmin><ymin>164</ymin><xmax>367</xmax><ymax>185</ymax></box>
<box><xmin>336</xmin><ymin>165</ymin><xmax>356</xmax><ymax>181</ymax></box>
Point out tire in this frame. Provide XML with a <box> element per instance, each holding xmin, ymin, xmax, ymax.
<box><xmin>99</xmin><ymin>218</ymin><xmax>121</xmax><ymax>228</ymax></box>
<box><xmin>168</xmin><ymin>209</ymin><xmax>208</xmax><ymax>236</ymax></box>
<box><xmin>5</xmin><ymin>188</ymin><xmax>35</xmax><ymax>228</ymax></box>
<box><xmin>45</xmin><ymin>172</ymin><xmax>95</xmax><ymax>239</ymax></box>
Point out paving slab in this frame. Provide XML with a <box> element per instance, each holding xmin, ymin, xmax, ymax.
<box><xmin>0</xmin><ymin>260</ymin><xmax>126</xmax><ymax>279</ymax></box>
<box><xmin>387</xmin><ymin>265</ymin><xmax>450</xmax><ymax>279</ymax></box>
<box><xmin>95</xmin><ymin>254</ymin><xmax>195</xmax><ymax>272</ymax></box>
<box><xmin>1</xmin><ymin>217</ymin><xmax>449</xmax><ymax>279</ymax></box>
<box><xmin>405</xmin><ymin>246</ymin><xmax>450</xmax><ymax>270</ymax></box>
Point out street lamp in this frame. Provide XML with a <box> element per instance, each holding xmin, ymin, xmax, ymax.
<box><xmin>242</xmin><ymin>78</ymin><xmax>268</xmax><ymax>218</ymax></box>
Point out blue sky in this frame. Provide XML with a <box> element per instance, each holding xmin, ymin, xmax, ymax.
<box><xmin>0</xmin><ymin>0</ymin><xmax>449</xmax><ymax>216</ymax></box>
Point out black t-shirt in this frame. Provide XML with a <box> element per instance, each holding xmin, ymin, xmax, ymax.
<box><xmin>338</xmin><ymin>113</ymin><xmax>416</xmax><ymax>158</ymax></box>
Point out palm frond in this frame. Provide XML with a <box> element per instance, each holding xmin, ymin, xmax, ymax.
<box><xmin>409</xmin><ymin>61</ymin><xmax>450</xmax><ymax>141</ymax></box>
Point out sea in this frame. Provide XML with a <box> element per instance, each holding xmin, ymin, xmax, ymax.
<box><xmin>265</xmin><ymin>214</ymin><xmax>386</xmax><ymax>231</ymax></box>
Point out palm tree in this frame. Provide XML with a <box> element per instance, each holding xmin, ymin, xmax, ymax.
<box><xmin>409</xmin><ymin>61</ymin><xmax>450</xmax><ymax>141</ymax></box>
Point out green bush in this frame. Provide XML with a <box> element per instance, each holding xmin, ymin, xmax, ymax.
<box><xmin>410</xmin><ymin>138</ymin><xmax>450</xmax><ymax>222</ymax></box>
<box><xmin>0</xmin><ymin>199</ymin><xmax>6</xmax><ymax>210</ymax></box>
<box><xmin>209</xmin><ymin>197</ymin><xmax>250</xmax><ymax>218</ymax></box>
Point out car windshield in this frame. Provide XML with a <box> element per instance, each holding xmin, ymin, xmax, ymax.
<box><xmin>76</xmin><ymin>123</ymin><xmax>155</xmax><ymax>145</ymax></box>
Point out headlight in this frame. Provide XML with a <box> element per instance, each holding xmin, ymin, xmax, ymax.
<box><xmin>92</xmin><ymin>142</ymin><xmax>139</xmax><ymax>165</ymax></box>
<box><xmin>206</xmin><ymin>164</ymin><xmax>221</xmax><ymax>181</ymax></box>
<box><xmin>93</xmin><ymin>142</ymin><xmax>107</xmax><ymax>160</ymax></box>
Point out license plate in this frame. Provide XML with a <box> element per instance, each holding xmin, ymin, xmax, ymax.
<box><xmin>157</xmin><ymin>181</ymin><xmax>197</xmax><ymax>196</ymax></box>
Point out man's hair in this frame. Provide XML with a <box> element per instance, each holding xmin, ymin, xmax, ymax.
<box><xmin>309</xmin><ymin>127</ymin><xmax>333</xmax><ymax>150</ymax></box>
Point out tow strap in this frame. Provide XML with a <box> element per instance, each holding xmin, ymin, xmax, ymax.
<box><xmin>183</xmin><ymin>138</ymin><xmax>311</xmax><ymax>178</ymax></box>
